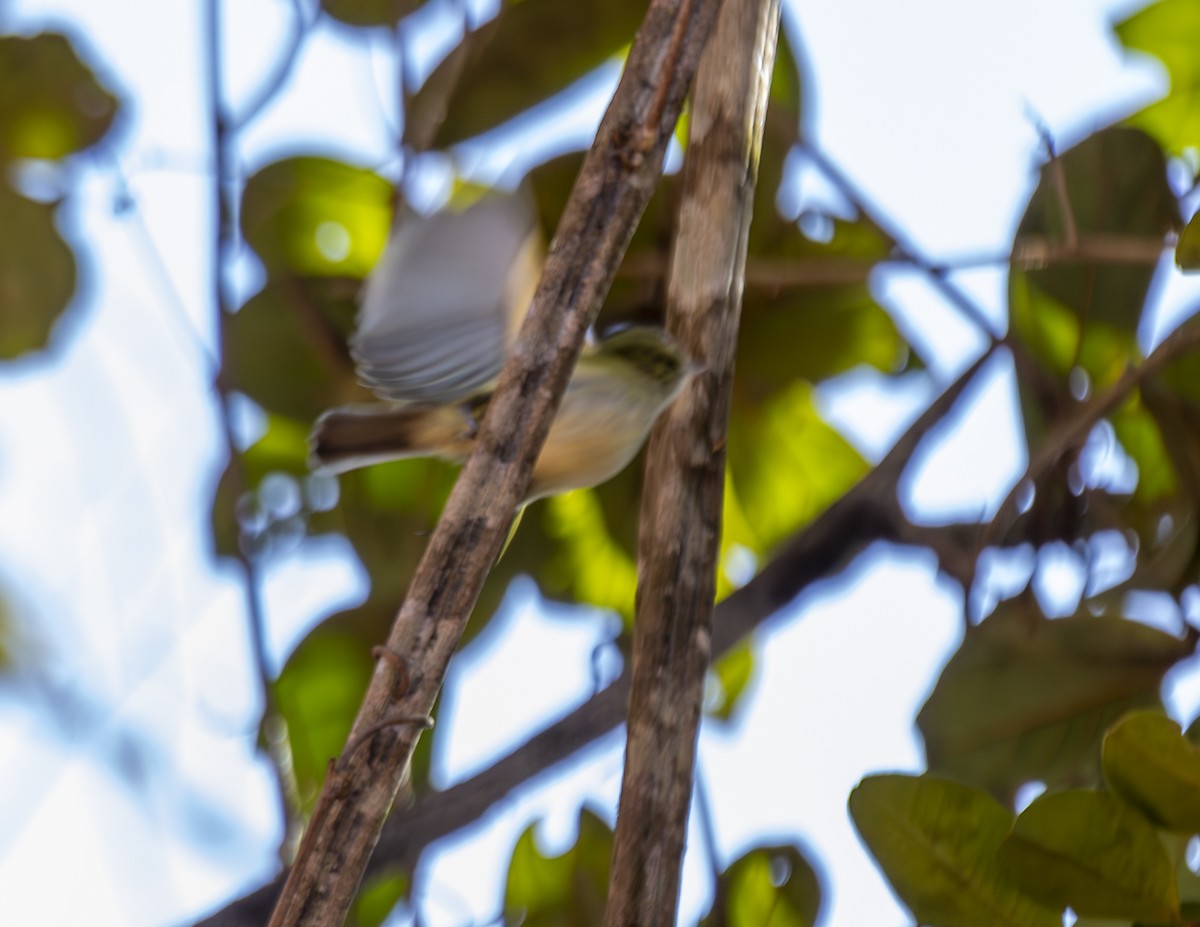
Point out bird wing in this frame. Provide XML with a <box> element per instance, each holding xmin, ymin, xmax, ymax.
<box><xmin>351</xmin><ymin>192</ymin><xmax>542</xmax><ymax>405</ymax></box>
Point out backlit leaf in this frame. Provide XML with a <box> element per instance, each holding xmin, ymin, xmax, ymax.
<box><xmin>223</xmin><ymin>277</ymin><xmax>366</xmax><ymax>421</ymax></box>
<box><xmin>415</xmin><ymin>0</ymin><xmax>646</xmax><ymax>148</ymax></box>
<box><xmin>0</xmin><ymin>33</ymin><xmax>118</xmax><ymax>160</ymax></box>
<box><xmin>321</xmin><ymin>0</ymin><xmax>425</xmax><ymax>28</ymax></box>
<box><xmin>704</xmin><ymin>844</ymin><xmax>822</xmax><ymax>927</ymax></box>
<box><xmin>1114</xmin><ymin>0</ymin><xmax>1200</xmax><ymax>157</ymax></box>
<box><xmin>350</xmin><ymin>870</ymin><xmax>410</xmax><ymax>927</ymax></box>
<box><xmin>241</xmin><ymin>156</ymin><xmax>392</xmax><ymax>278</ymax></box>
<box><xmin>272</xmin><ymin>618</ymin><xmax>380</xmax><ymax>811</ymax></box>
<box><xmin>918</xmin><ymin>598</ymin><xmax>1197</xmax><ymax>802</ymax></box>
<box><xmin>1178</xmin><ymin>208</ymin><xmax>1200</xmax><ymax>270</ymax></box>
<box><xmin>1009</xmin><ymin>127</ymin><xmax>1176</xmax><ymax>384</ymax></box>
<box><xmin>707</xmin><ymin>642</ymin><xmax>755</xmax><ymax>723</ymax></box>
<box><xmin>0</xmin><ymin>182</ymin><xmax>75</xmax><ymax>359</ymax></box>
<box><xmin>998</xmin><ymin>789</ymin><xmax>1178</xmax><ymax>922</ymax></box>
<box><xmin>849</xmin><ymin>774</ymin><xmax>1059</xmax><ymax>927</ymax></box>
<box><xmin>504</xmin><ymin>808</ymin><xmax>613</xmax><ymax>926</ymax></box>
<box><xmin>727</xmin><ymin>380</ymin><xmax>868</xmax><ymax>552</ymax></box>
<box><xmin>1103</xmin><ymin>710</ymin><xmax>1200</xmax><ymax>832</ymax></box>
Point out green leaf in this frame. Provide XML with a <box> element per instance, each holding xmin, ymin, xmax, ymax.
<box><xmin>1009</xmin><ymin>270</ymin><xmax>1137</xmax><ymax>389</ymax></box>
<box><xmin>413</xmin><ymin>0</ymin><xmax>647</xmax><ymax>148</ymax></box>
<box><xmin>998</xmin><ymin>789</ymin><xmax>1179</xmax><ymax>922</ymax></box>
<box><xmin>1103</xmin><ymin>710</ymin><xmax>1200</xmax><ymax>832</ymax></box>
<box><xmin>272</xmin><ymin>620</ymin><xmax>378</xmax><ymax>811</ymax></box>
<box><xmin>742</xmin><ymin>129</ymin><xmax>907</xmax><ymax>390</ymax></box>
<box><xmin>321</xmin><ymin>0</ymin><xmax>425</xmax><ymax>28</ymax></box>
<box><xmin>241</xmin><ymin>156</ymin><xmax>392</xmax><ymax>278</ymax></box>
<box><xmin>1114</xmin><ymin>0</ymin><xmax>1200</xmax><ymax>157</ymax></box>
<box><xmin>1178</xmin><ymin>209</ymin><xmax>1200</xmax><ymax>271</ymax></box>
<box><xmin>1009</xmin><ymin>128</ymin><xmax>1176</xmax><ymax>383</ymax></box>
<box><xmin>223</xmin><ymin>278</ymin><xmax>365</xmax><ymax>421</ymax></box>
<box><xmin>917</xmin><ymin>599</ymin><xmax>1196</xmax><ymax>802</ymax></box>
<box><xmin>705</xmin><ymin>844</ymin><xmax>822</xmax><ymax>927</ymax></box>
<box><xmin>504</xmin><ymin>808</ymin><xmax>613</xmax><ymax>926</ymax></box>
<box><xmin>0</xmin><ymin>182</ymin><xmax>76</xmax><ymax>359</ymax></box>
<box><xmin>848</xmin><ymin>774</ymin><xmax>1060</xmax><ymax>927</ymax></box>
<box><xmin>541</xmin><ymin>488</ymin><xmax>638</xmax><ymax>627</ymax></box>
<box><xmin>1157</xmin><ymin>316</ymin><xmax>1200</xmax><ymax>405</ymax></box>
<box><xmin>737</xmin><ymin>285</ymin><xmax>906</xmax><ymax>393</ymax></box>
<box><xmin>349</xmin><ymin>870</ymin><xmax>410</xmax><ymax>927</ymax></box>
<box><xmin>726</xmin><ymin>380</ymin><xmax>869</xmax><ymax>552</ymax></box>
<box><xmin>707</xmin><ymin>641</ymin><xmax>755</xmax><ymax>723</ymax></box>
<box><xmin>0</xmin><ymin>33</ymin><xmax>119</xmax><ymax>160</ymax></box>
<box><xmin>1110</xmin><ymin>393</ymin><xmax>1178</xmax><ymax>504</ymax></box>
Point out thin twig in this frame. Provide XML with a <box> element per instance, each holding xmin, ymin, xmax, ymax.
<box><xmin>982</xmin><ymin>318</ymin><xmax>1200</xmax><ymax>550</ymax></box>
<box><xmin>231</xmin><ymin>0</ymin><xmax>314</xmax><ymax>132</ymax></box>
<box><xmin>799</xmin><ymin>140</ymin><xmax>1004</xmax><ymax>343</ymax></box>
<box><xmin>615</xmin><ymin>233</ymin><xmax>1172</xmax><ymax>293</ymax></box>
<box><xmin>205</xmin><ymin>0</ymin><xmax>303</xmax><ymax>860</ymax></box>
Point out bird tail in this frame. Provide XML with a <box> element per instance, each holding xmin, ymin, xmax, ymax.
<box><xmin>309</xmin><ymin>403</ymin><xmax>474</xmax><ymax>475</ymax></box>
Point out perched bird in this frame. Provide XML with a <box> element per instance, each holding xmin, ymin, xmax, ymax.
<box><xmin>310</xmin><ymin>192</ymin><xmax>697</xmax><ymax>505</ymax></box>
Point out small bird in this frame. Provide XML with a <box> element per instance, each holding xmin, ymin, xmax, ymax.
<box><xmin>310</xmin><ymin>191</ymin><xmax>696</xmax><ymax>505</ymax></box>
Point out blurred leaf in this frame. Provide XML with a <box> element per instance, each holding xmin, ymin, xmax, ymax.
<box><xmin>0</xmin><ymin>182</ymin><xmax>76</xmax><ymax>359</ymax></box>
<box><xmin>209</xmin><ymin>412</ymin><xmax>314</xmax><ymax>557</ymax></box>
<box><xmin>1158</xmin><ymin>316</ymin><xmax>1200</xmax><ymax>406</ymax></box>
<box><xmin>415</xmin><ymin>0</ymin><xmax>646</xmax><ymax>148</ymax></box>
<box><xmin>241</xmin><ymin>156</ymin><xmax>392</xmax><ymax>278</ymax></box>
<box><xmin>727</xmin><ymin>380</ymin><xmax>868</xmax><ymax>552</ymax></box>
<box><xmin>1115</xmin><ymin>0</ymin><xmax>1200</xmax><ymax>157</ymax></box>
<box><xmin>1110</xmin><ymin>392</ymin><xmax>1177</xmax><ymax>504</ymax></box>
<box><xmin>704</xmin><ymin>844</ymin><xmax>822</xmax><ymax>927</ymax></box>
<box><xmin>737</xmin><ymin>287</ymin><xmax>906</xmax><ymax>395</ymax></box>
<box><xmin>917</xmin><ymin>598</ymin><xmax>1197</xmax><ymax>802</ymax></box>
<box><xmin>1009</xmin><ymin>271</ymin><xmax>1136</xmax><ymax>389</ymax></box>
<box><xmin>350</xmin><ymin>870</ymin><xmax>409</xmax><ymax>927</ymax></box>
<box><xmin>0</xmin><ymin>33</ymin><xmax>119</xmax><ymax>160</ymax></box>
<box><xmin>998</xmin><ymin>789</ymin><xmax>1178</xmax><ymax>922</ymax></box>
<box><xmin>707</xmin><ymin>641</ymin><xmax>755</xmax><ymax>723</ymax></box>
<box><xmin>504</xmin><ymin>808</ymin><xmax>613</xmax><ymax>927</ymax></box>
<box><xmin>1178</xmin><ymin>209</ymin><xmax>1200</xmax><ymax>271</ymax></box>
<box><xmin>741</xmin><ymin>120</ymin><xmax>906</xmax><ymax>391</ymax></box>
<box><xmin>1009</xmin><ymin>128</ymin><xmax>1176</xmax><ymax>384</ymax></box>
<box><xmin>273</xmin><ymin>618</ymin><xmax>379</xmax><ymax>811</ymax></box>
<box><xmin>541</xmin><ymin>488</ymin><xmax>638</xmax><ymax>627</ymax></box>
<box><xmin>848</xmin><ymin>774</ymin><xmax>1060</xmax><ymax>927</ymax></box>
<box><xmin>321</xmin><ymin>0</ymin><xmax>425</xmax><ymax>28</ymax></box>
<box><xmin>223</xmin><ymin>277</ymin><xmax>367</xmax><ymax>421</ymax></box>
<box><xmin>1103</xmin><ymin>710</ymin><xmax>1200</xmax><ymax>832</ymax></box>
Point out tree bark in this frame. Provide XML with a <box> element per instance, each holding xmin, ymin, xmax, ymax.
<box><xmin>604</xmin><ymin>0</ymin><xmax>782</xmax><ymax>923</ymax></box>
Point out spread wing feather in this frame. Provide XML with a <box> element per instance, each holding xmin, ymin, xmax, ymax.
<box><xmin>352</xmin><ymin>193</ymin><xmax>540</xmax><ymax>404</ymax></box>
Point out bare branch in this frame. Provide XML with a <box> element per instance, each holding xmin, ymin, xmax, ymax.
<box><xmin>205</xmin><ymin>0</ymin><xmax>304</xmax><ymax>859</ymax></box>
<box><xmin>604</xmin><ymin>0</ymin><xmax>781</xmax><ymax>922</ymax></box>
<box><xmin>265</xmin><ymin>1</ymin><xmax>725</xmax><ymax>924</ymax></box>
